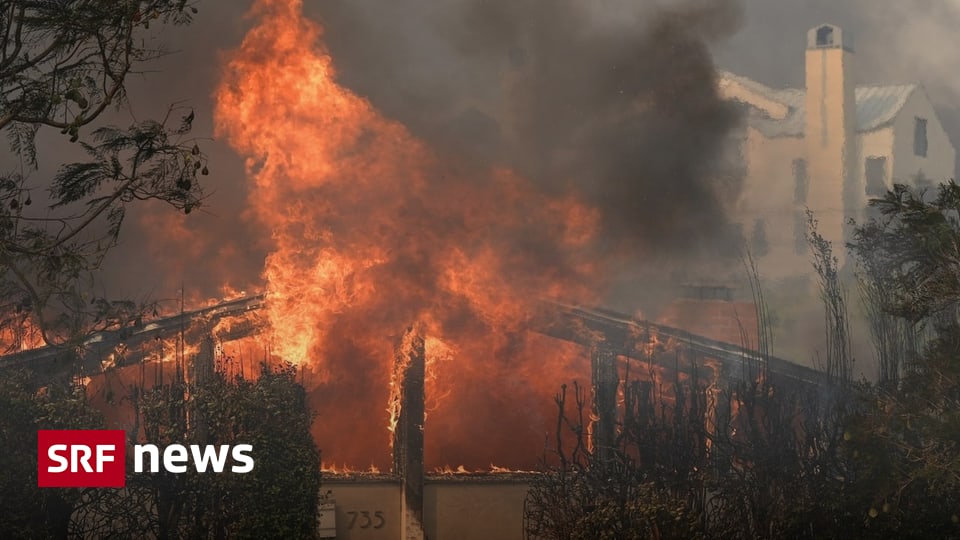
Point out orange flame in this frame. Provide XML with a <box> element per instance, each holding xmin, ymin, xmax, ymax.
<box><xmin>214</xmin><ymin>0</ymin><xmax>601</xmax><ymax>469</ymax></box>
<box><xmin>0</xmin><ymin>318</ymin><xmax>45</xmax><ymax>353</ymax></box>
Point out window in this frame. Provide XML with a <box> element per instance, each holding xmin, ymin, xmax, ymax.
<box><xmin>865</xmin><ymin>156</ymin><xmax>887</xmax><ymax>198</ymax></box>
<box><xmin>793</xmin><ymin>158</ymin><xmax>809</xmax><ymax>204</ymax></box>
<box><xmin>914</xmin><ymin>117</ymin><xmax>928</xmax><ymax>157</ymax></box>
<box><xmin>816</xmin><ymin>26</ymin><xmax>834</xmax><ymax>47</ymax></box>
<box><xmin>751</xmin><ymin>218</ymin><xmax>769</xmax><ymax>257</ymax></box>
<box><xmin>794</xmin><ymin>211</ymin><xmax>807</xmax><ymax>255</ymax></box>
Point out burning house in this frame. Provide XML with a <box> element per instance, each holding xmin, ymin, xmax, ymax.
<box><xmin>0</xmin><ymin>0</ymin><xmax>844</xmax><ymax>537</ymax></box>
<box><xmin>1</xmin><ymin>292</ymin><xmax>825</xmax><ymax>539</ymax></box>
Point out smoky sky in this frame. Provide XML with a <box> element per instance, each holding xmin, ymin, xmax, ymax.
<box><xmin>31</xmin><ymin>0</ymin><xmax>957</xmax><ymax>305</ymax></box>
<box><xmin>306</xmin><ymin>0</ymin><xmax>744</xmax><ymax>258</ymax></box>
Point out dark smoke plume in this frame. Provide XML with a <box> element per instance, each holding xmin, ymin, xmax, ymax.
<box><xmin>308</xmin><ymin>0</ymin><xmax>745</xmax><ymax>259</ymax></box>
<box><xmin>44</xmin><ymin>0</ymin><xmax>960</xmax><ymax>304</ymax></box>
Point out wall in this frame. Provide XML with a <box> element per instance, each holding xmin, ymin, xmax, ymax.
<box><xmin>319</xmin><ymin>478</ymin><xmax>402</xmax><ymax>539</ymax></box>
<box><xmin>320</xmin><ymin>475</ymin><xmax>534</xmax><ymax>539</ymax></box>
<box><xmin>424</xmin><ymin>479</ymin><xmax>532</xmax><ymax>540</ymax></box>
<box><xmin>736</xmin><ymin>126</ymin><xmax>809</xmax><ymax>281</ymax></box>
<box><xmin>891</xmin><ymin>89</ymin><xmax>955</xmax><ymax>186</ymax></box>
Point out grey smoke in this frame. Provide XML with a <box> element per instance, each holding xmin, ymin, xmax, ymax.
<box><xmin>308</xmin><ymin>0</ymin><xmax>744</xmax><ymax>259</ymax></box>
<box><xmin>68</xmin><ymin>0</ymin><xmax>960</xmax><ymax>304</ymax></box>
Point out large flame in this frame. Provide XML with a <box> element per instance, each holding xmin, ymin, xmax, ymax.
<box><xmin>0</xmin><ymin>318</ymin><xmax>45</xmax><ymax>353</ymax></box>
<box><xmin>214</xmin><ymin>0</ymin><xmax>601</xmax><ymax>469</ymax></box>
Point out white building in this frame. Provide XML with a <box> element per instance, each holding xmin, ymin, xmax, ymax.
<box><xmin>719</xmin><ymin>24</ymin><xmax>956</xmax><ymax>282</ymax></box>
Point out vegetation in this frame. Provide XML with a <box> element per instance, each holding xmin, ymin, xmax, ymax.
<box><xmin>807</xmin><ymin>210</ymin><xmax>854</xmax><ymax>385</ymax></box>
<box><xmin>0</xmin><ymin>0</ymin><xmax>208</xmax><ymax>351</ymax></box>
<box><xmin>524</xmin><ymin>381</ymin><xmax>704</xmax><ymax>540</ymax></box>
<box><xmin>526</xmin><ymin>181</ymin><xmax>960</xmax><ymax>539</ymax></box>
<box><xmin>843</xmin><ymin>182</ymin><xmax>960</xmax><ymax>537</ymax></box>
<box><xmin>0</xmin><ymin>4</ymin><xmax>322</xmax><ymax>537</ymax></box>
<box><xmin>524</xmin><ymin>352</ymin><xmax>854</xmax><ymax>539</ymax></box>
<box><xmin>0</xmin><ymin>359</ymin><xmax>321</xmax><ymax>539</ymax></box>
<box><xmin>0</xmin><ymin>370</ymin><xmax>102</xmax><ymax>538</ymax></box>
<box><xmin>121</xmin><ymin>361</ymin><xmax>321</xmax><ymax>539</ymax></box>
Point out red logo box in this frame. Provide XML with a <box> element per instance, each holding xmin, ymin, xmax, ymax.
<box><xmin>37</xmin><ymin>430</ymin><xmax>126</xmax><ymax>488</ymax></box>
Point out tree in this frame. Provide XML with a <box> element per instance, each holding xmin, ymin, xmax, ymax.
<box><xmin>0</xmin><ymin>369</ymin><xmax>105</xmax><ymax>539</ymax></box>
<box><xmin>0</xmin><ymin>3</ymin><xmax>325</xmax><ymax>537</ymax></box>
<box><xmin>523</xmin><ymin>258</ymin><xmax>868</xmax><ymax>539</ymax></box>
<box><xmin>523</xmin><ymin>381</ymin><xmax>703</xmax><ymax>540</ymax></box>
<box><xmin>842</xmin><ymin>181</ymin><xmax>960</xmax><ymax>537</ymax></box>
<box><xmin>807</xmin><ymin>210</ymin><xmax>854</xmax><ymax>385</ymax></box>
<box><xmin>524</xmin><ymin>187</ymin><xmax>960</xmax><ymax>539</ymax></box>
<box><xmin>2</xmin><ymin>359</ymin><xmax>323</xmax><ymax>539</ymax></box>
<box><xmin>124</xmin><ymin>361</ymin><xmax>321</xmax><ymax>539</ymax></box>
<box><xmin>850</xmin><ymin>182</ymin><xmax>960</xmax><ymax>324</ymax></box>
<box><xmin>0</xmin><ymin>0</ymin><xmax>208</xmax><ymax>352</ymax></box>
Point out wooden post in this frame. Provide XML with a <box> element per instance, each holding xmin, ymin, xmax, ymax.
<box><xmin>187</xmin><ymin>334</ymin><xmax>215</xmax><ymax>443</ymax></box>
<box><xmin>392</xmin><ymin>328</ymin><xmax>426</xmax><ymax>540</ymax></box>
<box><xmin>591</xmin><ymin>346</ymin><xmax>618</xmax><ymax>463</ymax></box>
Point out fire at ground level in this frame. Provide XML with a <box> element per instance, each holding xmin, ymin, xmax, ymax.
<box><xmin>0</xmin><ymin>296</ymin><xmax>821</xmax><ymax>472</ymax></box>
<box><xmin>2</xmin><ymin>295</ymin><xmax>827</xmax><ymax>538</ymax></box>
<box><xmin>0</xmin><ymin>296</ymin><xmax>822</xmax><ymax>539</ymax></box>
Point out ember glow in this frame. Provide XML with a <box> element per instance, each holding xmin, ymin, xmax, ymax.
<box><xmin>0</xmin><ymin>319</ymin><xmax>45</xmax><ymax>354</ymax></box>
<box><xmin>214</xmin><ymin>0</ymin><xmax>602</xmax><ymax>469</ymax></box>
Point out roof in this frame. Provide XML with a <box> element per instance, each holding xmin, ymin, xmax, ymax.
<box><xmin>718</xmin><ymin>71</ymin><xmax>917</xmax><ymax>138</ymax></box>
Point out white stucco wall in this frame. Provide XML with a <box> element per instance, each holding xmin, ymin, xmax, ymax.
<box><xmin>319</xmin><ymin>475</ymin><xmax>534</xmax><ymax>539</ymax></box>
<box><xmin>854</xmin><ymin>126</ymin><xmax>894</xmax><ymax>223</ymax></box>
<box><xmin>736</xmin><ymin>128</ymin><xmax>808</xmax><ymax>280</ymax></box>
<box><xmin>890</xmin><ymin>89</ymin><xmax>955</xmax><ymax>186</ymax></box>
<box><xmin>736</xmin><ymin>92</ymin><xmax>954</xmax><ymax>285</ymax></box>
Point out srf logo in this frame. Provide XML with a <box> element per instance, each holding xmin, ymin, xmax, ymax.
<box><xmin>38</xmin><ymin>430</ymin><xmax>126</xmax><ymax>488</ymax></box>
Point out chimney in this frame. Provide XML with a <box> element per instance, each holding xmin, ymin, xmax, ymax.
<box><xmin>804</xmin><ymin>24</ymin><xmax>858</xmax><ymax>263</ymax></box>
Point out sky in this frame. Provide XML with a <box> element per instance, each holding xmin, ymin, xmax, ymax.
<box><xmin>26</xmin><ymin>0</ymin><xmax>960</xmax><ymax>307</ymax></box>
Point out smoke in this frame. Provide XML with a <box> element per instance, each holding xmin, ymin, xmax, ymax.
<box><xmin>23</xmin><ymin>0</ymin><xmax>960</xmax><ymax>306</ymax></box>
<box><xmin>857</xmin><ymin>0</ymin><xmax>960</xmax><ymax>180</ymax></box>
<box><xmin>870</xmin><ymin>1</ymin><xmax>960</xmax><ymax>105</ymax></box>
<box><xmin>307</xmin><ymin>0</ymin><xmax>745</xmax><ymax>258</ymax></box>
<box><xmin>212</xmin><ymin>0</ymin><xmax>958</xmax><ymax>468</ymax></box>
<box><xmin>210</xmin><ymin>0</ymin><xmax>749</xmax><ymax>468</ymax></box>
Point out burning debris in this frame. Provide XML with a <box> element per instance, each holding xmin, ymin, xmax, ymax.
<box><xmin>2</xmin><ymin>291</ymin><xmax>823</xmax><ymax>490</ymax></box>
<box><xmin>208</xmin><ymin>0</ymin><xmax>746</xmax><ymax>471</ymax></box>
<box><xmin>2</xmin><ymin>0</ymin><xmax>750</xmax><ymax>475</ymax></box>
<box><xmin>214</xmin><ymin>0</ymin><xmax>599</xmax><ymax>470</ymax></box>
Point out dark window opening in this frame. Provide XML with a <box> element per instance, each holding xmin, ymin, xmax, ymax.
<box><xmin>793</xmin><ymin>158</ymin><xmax>809</xmax><ymax>204</ymax></box>
<box><xmin>865</xmin><ymin>156</ymin><xmax>887</xmax><ymax>198</ymax></box>
<box><xmin>816</xmin><ymin>26</ymin><xmax>834</xmax><ymax>47</ymax></box>
<box><xmin>914</xmin><ymin>117</ymin><xmax>928</xmax><ymax>157</ymax></box>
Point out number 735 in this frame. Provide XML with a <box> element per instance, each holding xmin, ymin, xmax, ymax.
<box><xmin>346</xmin><ymin>510</ymin><xmax>385</xmax><ymax>529</ymax></box>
